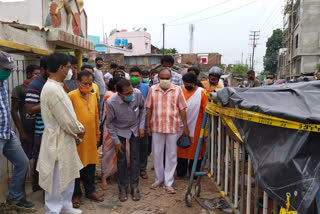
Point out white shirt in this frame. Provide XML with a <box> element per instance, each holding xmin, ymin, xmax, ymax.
<box><xmin>37</xmin><ymin>79</ymin><xmax>84</xmax><ymax>194</ymax></box>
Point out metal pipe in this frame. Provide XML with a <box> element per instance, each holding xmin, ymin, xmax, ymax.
<box><xmin>230</xmin><ymin>139</ymin><xmax>234</xmax><ymax>202</ymax></box>
<box><xmin>211</xmin><ymin>115</ymin><xmax>214</xmax><ymax>175</ymax></box>
<box><xmin>235</xmin><ymin>142</ymin><xmax>240</xmax><ymax>208</ymax></box>
<box><xmin>225</xmin><ymin>135</ymin><xmax>229</xmax><ymax>195</ymax></box>
<box><xmin>240</xmin><ymin>146</ymin><xmax>245</xmax><ymax>214</ymax></box>
<box><xmin>246</xmin><ymin>156</ymin><xmax>252</xmax><ymax>214</ymax></box>
<box><xmin>263</xmin><ymin>191</ymin><xmax>268</xmax><ymax>214</ymax></box>
<box><xmin>254</xmin><ymin>179</ymin><xmax>259</xmax><ymax>214</ymax></box>
<box><xmin>217</xmin><ymin>117</ymin><xmax>221</xmax><ymax>185</ymax></box>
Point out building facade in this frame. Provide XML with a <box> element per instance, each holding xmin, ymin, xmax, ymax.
<box><xmin>107</xmin><ymin>30</ymin><xmax>151</xmax><ymax>56</ymax></box>
<box><xmin>278</xmin><ymin>0</ymin><xmax>320</xmax><ymax>80</ymax></box>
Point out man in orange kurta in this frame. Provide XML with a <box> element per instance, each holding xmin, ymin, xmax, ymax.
<box><xmin>177</xmin><ymin>73</ymin><xmax>208</xmax><ymax>178</ymax></box>
<box><xmin>68</xmin><ymin>71</ymin><xmax>103</xmax><ymax>208</ymax></box>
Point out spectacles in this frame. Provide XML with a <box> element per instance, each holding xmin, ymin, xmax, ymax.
<box><xmin>121</xmin><ymin>91</ymin><xmax>133</xmax><ymax>97</ymax></box>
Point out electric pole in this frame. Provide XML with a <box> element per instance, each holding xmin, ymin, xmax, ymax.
<box><xmin>162</xmin><ymin>24</ymin><xmax>165</xmax><ymax>56</ymax></box>
<box><xmin>189</xmin><ymin>24</ymin><xmax>194</xmax><ymax>54</ymax></box>
<box><xmin>249</xmin><ymin>31</ymin><xmax>260</xmax><ymax>70</ymax></box>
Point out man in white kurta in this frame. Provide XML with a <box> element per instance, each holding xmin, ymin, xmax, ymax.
<box><xmin>37</xmin><ymin>52</ymin><xmax>84</xmax><ymax>214</ymax></box>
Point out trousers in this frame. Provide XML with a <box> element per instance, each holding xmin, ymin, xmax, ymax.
<box><xmin>45</xmin><ymin>162</ymin><xmax>74</xmax><ymax>214</ymax></box>
<box><xmin>0</xmin><ymin>134</ymin><xmax>29</xmax><ymax>200</ymax></box>
<box><xmin>73</xmin><ymin>164</ymin><xmax>96</xmax><ymax>198</ymax></box>
<box><xmin>139</xmin><ymin>134</ymin><xmax>148</xmax><ymax>172</ymax></box>
<box><xmin>117</xmin><ymin>134</ymin><xmax>140</xmax><ymax>191</ymax></box>
<box><xmin>152</xmin><ymin>132</ymin><xmax>178</xmax><ymax>187</ymax></box>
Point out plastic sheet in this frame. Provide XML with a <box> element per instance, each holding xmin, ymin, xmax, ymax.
<box><xmin>216</xmin><ymin>81</ymin><xmax>320</xmax><ymax>213</ymax></box>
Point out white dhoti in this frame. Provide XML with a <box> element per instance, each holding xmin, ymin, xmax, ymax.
<box><xmin>152</xmin><ymin>132</ymin><xmax>179</xmax><ymax>187</ymax></box>
<box><xmin>45</xmin><ymin>162</ymin><xmax>75</xmax><ymax>214</ymax></box>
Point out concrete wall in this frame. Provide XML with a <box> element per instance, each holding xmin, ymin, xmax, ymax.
<box><xmin>0</xmin><ymin>0</ymin><xmax>43</xmax><ymax>28</ymax></box>
<box><xmin>107</xmin><ymin>31</ymin><xmax>151</xmax><ymax>56</ymax></box>
<box><xmin>293</xmin><ymin>0</ymin><xmax>320</xmax><ymax>74</ymax></box>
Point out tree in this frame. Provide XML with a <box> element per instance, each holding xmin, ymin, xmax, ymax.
<box><xmin>156</xmin><ymin>48</ymin><xmax>178</xmax><ymax>54</ymax></box>
<box><xmin>230</xmin><ymin>64</ymin><xmax>248</xmax><ymax>78</ymax></box>
<box><xmin>264</xmin><ymin>29</ymin><xmax>283</xmax><ymax>74</ymax></box>
<box><xmin>258</xmin><ymin>71</ymin><xmax>269</xmax><ymax>82</ymax></box>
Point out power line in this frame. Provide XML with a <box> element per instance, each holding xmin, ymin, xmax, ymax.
<box><xmin>167</xmin><ymin>0</ymin><xmax>259</xmax><ymax>27</ymax></box>
<box><xmin>166</xmin><ymin>0</ymin><xmax>233</xmax><ymax>24</ymax></box>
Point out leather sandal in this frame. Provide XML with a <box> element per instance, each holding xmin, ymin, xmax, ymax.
<box><xmin>119</xmin><ymin>190</ymin><xmax>128</xmax><ymax>202</ymax></box>
<box><xmin>131</xmin><ymin>188</ymin><xmax>141</xmax><ymax>201</ymax></box>
<box><xmin>140</xmin><ymin>171</ymin><xmax>148</xmax><ymax>179</ymax></box>
<box><xmin>86</xmin><ymin>192</ymin><xmax>104</xmax><ymax>202</ymax></box>
<box><xmin>72</xmin><ymin>198</ymin><xmax>81</xmax><ymax>208</ymax></box>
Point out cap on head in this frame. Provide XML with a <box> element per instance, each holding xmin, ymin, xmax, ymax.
<box><xmin>208</xmin><ymin>66</ymin><xmax>222</xmax><ymax>77</ymax></box>
<box><xmin>0</xmin><ymin>51</ymin><xmax>16</xmax><ymax>70</ymax></box>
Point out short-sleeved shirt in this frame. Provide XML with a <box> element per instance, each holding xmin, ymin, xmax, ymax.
<box><xmin>145</xmin><ymin>83</ymin><xmax>187</xmax><ymax>134</ymax></box>
<box><xmin>11</xmin><ymin>84</ymin><xmax>35</xmax><ymax>133</ymax></box>
<box><xmin>134</xmin><ymin>82</ymin><xmax>150</xmax><ymax>99</ymax></box>
<box><xmin>25</xmin><ymin>75</ymin><xmax>46</xmax><ymax>135</ymax></box>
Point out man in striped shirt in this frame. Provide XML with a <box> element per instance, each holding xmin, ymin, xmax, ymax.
<box><xmin>0</xmin><ymin>51</ymin><xmax>35</xmax><ymax>211</ymax></box>
<box><xmin>145</xmin><ymin>68</ymin><xmax>189</xmax><ymax>194</ymax></box>
<box><xmin>25</xmin><ymin>56</ymin><xmax>48</xmax><ymax>191</ymax></box>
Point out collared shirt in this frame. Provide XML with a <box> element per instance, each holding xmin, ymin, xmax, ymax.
<box><xmin>248</xmin><ymin>79</ymin><xmax>261</xmax><ymax>88</ymax></box>
<box><xmin>145</xmin><ymin>83</ymin><xmax>187</xmax><ymax>134</ymax></box>
<box><xmin>25</xmin><ymin>75</ymin><xmax>46</xmax><ymax>135</ymax></box>
<box><xmin>37</xmin><ymin>79</ymin><xmax>84</xmax><ymax>194</ymax></box>
<box><xmin>0</xmin><ymin>80</ymin><xmax>13</xmax><ymax>139</ymax></box>
<box><xmin>106</xmin><ymin>89</ymin><xmax>146</xmax><ymax>145</ymax></box>
<box><xmin>153</xmin><ymin>70</ymin><xmax>184</xmax><ymax>87</ymax></box>
<box><xmin>134</xmin><ymin>82</ymin><xmax>150</xmax><ymax>99</ymax></box>
<box><xmin>93</xmin><ymin>68</ymin><xmax>106</xmax><ymax>97</ymax></box>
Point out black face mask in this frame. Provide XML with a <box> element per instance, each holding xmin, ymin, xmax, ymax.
<box><xmin>185</xmin><ymin>85</ymin><xmax>193</xmax><ymax>91</ymax></box>
<box><xmin>248</xmin><ymin>77</ymin><xmax>254</xmax><ymax>81</ymax></box>
<box><xmin>96</xmin><ymin>64</ymin><xmax>103</xmax><ymax>68</ymax></box>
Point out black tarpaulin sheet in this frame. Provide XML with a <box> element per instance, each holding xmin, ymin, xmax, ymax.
<box><xmin>216</xmin><ymin>81</ymin><xmax>320</xmax><ymax>213</ymax></box>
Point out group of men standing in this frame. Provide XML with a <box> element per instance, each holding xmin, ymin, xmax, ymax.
<box><xmin>0</xmin><ymin>50</ymin><xmax>227</xmax><ymax>214</ymax></box>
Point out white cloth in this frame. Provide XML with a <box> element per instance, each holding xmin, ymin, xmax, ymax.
<box><xmin>104</xmin><ymin>72</ymin><xmax>113</xmax><ymax>84</ymax></box>
<box><xmin>125</xmin><ymin>72</ymin><xmax>130</xmax><ymax>80</ymax></box>
<box><xmin>45</xmin><ymin>162</ymin><xmax>75</xmax><ymax>214</ymax></box>
<box><xmin>180</xmin><ymin>87</ymin><xmax>202</xmax><ymax>137</ymax></box>
<box><xmin>65</xmin><ymin>69</ymin><xmax>73</xmax><ymax>81</ymax></box>
<box><xmin>152</xmin><ymin>132</ymin><xmax>179</xmax><ymax>187</ymax></box>
<box><xmin>37</xmin><ymin>79</ymin><xmax>84</xmax><ymax>194</ymax></box>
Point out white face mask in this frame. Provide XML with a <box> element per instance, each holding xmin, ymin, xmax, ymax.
<box><xmin>159</xmin><ymin>79</ymin><xmax>171</xmax><ymax>89</ymax></box>
<box><xmin>65</xmin><ymin>69</ymin><xmax>73</xmax><ymax>80</ymax></box>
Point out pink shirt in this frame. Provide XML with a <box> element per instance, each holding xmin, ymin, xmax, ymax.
<box><xmin>145</xmin><ymin>84</ymin><xmax>187</xmax><ymax>134</ymax></box>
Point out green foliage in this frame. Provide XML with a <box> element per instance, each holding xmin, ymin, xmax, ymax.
<box><xmin>156</xmin><ymin>48</ymin><xmax>178</xmax><ymax>54</ymax></box>
<box><xmin>264</xmin><ymin>29</ymin><xmax>283</xmax><ymax>74</ymax></box>
<box><xmin>259</xmin><ymin>71</ymin><xmax>269</xmax><ymax>82</ymax></box>
<box><xmin>317</xmin><ymin>63</ymin><xmax>320</xmax><ymax>70</ymax></box>
<box><xmin>230</xmin><ymin>64</ymin><xmax>248</xmax><ymax>78</ymax></box>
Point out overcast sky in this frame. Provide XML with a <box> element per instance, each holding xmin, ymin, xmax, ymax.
<box><xmin>85</xmin><ymin>0</ymin><xmax>285</xmax><ymax>72</ymax></box>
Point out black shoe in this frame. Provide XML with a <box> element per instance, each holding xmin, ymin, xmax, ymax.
<box><xmin>6</xmin><ymin>197</ymin><xmax>36</xmax><ymax>211</ymax></box>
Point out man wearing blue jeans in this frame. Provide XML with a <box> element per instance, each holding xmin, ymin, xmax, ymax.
<box><xmin>0</xmin><ymin>51</ymin><xmax>35</xmax><ymax>211</ymax></box>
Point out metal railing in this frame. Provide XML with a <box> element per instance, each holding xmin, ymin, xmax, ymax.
<box><xmin>187</xmin><ymin>112</ymin><xmax>282</xmax><ymax>214</ymax></box>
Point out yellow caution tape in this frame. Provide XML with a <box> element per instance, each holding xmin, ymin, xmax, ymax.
<box><xmin>279</xmin><ymin>193</ymin><xmax>297</xmax><ymax>214</ymax></box>
<box><xmin>206</xmin><ymin>102</ymin><xmax>320</xmax><ymax>134</ymax></box>
<box><xmin>207</xmin><ymin>173</ymin><xmax>212</xmax><ymax>178</ymax></box>
<box><xmin>220</xmin><ymin>191</ymin><xmax>225</xmax><ymax>197</ymax></box>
